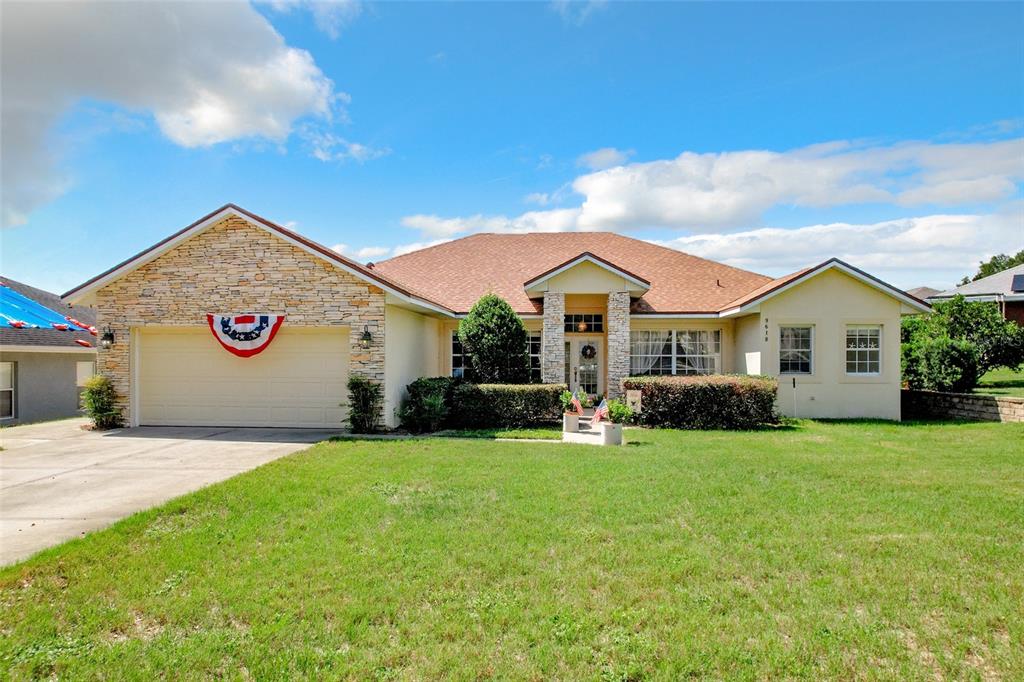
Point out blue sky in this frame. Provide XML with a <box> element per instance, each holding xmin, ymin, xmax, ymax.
<box><xmin>2</xmin><ymin>1</ymin><xmax>1022</xmax><ymax>294</ymax></box>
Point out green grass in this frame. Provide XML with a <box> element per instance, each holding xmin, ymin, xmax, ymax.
<box><xmin>976</xmin><ymin>367</ymin><xmax>1024</xmax><ymax>397</ymax></box>
<box><xmin>433</xmin><ymin>426</ymin><xmax>563</xmax><ymax>440</ymax></box>
<box><xmin>2</xmin><ymin>421</ymin><xmax>1022</xmax><ymax>679</ymax></box>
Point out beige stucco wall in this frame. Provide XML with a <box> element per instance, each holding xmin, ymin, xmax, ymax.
<box><xmin>384</xmin><ymin>305</ymin><xmax>441</xmax><ymax>427</ymax></box>
<box><xmin>94</xmin><ymin>215</ymin><xmax>386</xmax><ymax>426</ymax></box>
<box><xmin>528</xmin><ymin>261</ymin><xmax>633</xmax><ymax>295</ymax></box>
<box><xmin>733</xmin><ymin>314</ymin><xmax>762</xmax><ymax>374</ymax></box>
<box><xmin>734</xmin><ymin>268</ymin><xmax>903</xmax><ymax>420</ymax></box>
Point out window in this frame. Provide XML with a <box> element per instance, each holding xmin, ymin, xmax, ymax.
<box><xmin>451</xmin><ymin>332</ymin><xmax>471</xmax><ymax>380</ymax></box>
<box><xmin>846</xmin><ymin>326</ymin><xmax>881</xmax><ymax>375</ymax></box>
<box><xmin>0</xmin><ymin>362</ymin><xmax>13</xmax><ymax>419</ymax></box>
<box><xmin>528</xmin><ymin>332</ymin><xmax>542</xmax><ymax>383</ymax></box>
<box><xmin>76</xmin><ymin>361</ymin><xmax>95</xmax><ymax>387</ymax></box>
<box><xmin>564</xmin><ymin>314</ymin><xmax>603</xmax><ymax>333</ymax></box>
<box><xmin>779</xmin><ymin>326</ymin><xmax>813</xmax><ymax>374</ymax></box>
<box><xmin>452</xmin><ymin>331</ymin><xmax>542</xmax><ymax>382</ymax></box>
<box><xmin>629</xmin><ymin>330</ymin><xmax>721</xmax><ymax>376</ymax></box>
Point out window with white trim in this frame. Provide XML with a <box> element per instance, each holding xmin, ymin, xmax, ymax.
<box><xmin>528</xmin><ymin>332</ymin><xmax>542</xmax><ymax>383</ymax></box>
<box><xmin>0</xmin><ymin>362</ymin><xmax>14</xmax><ymax>419</ymax></box>
<box><xmin>451</xmin><ymin>332</ymin><xmax>471</xmax><ymax>380</ymax></box>
<box><xmin>779</xmin><ymin>326</ymin><xmax>813</xmax><ymax>374</ymax></box>
<box><xmin>845</xmin><ymin>326</ymin><xmax>881</xmax><ymax>375</ymax></box>
<box><xmin>452</xmin><ymin>331</ymin><xmax>542</xmax><ymax>382</ymax></box>
<box><xmin>630</xmin><ymin>330</ymin><xmax>721</xmax><ymax>376</ymax></box>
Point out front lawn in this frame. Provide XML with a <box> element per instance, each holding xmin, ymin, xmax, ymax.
<box><xmin>976</xmin><ymin>367</ymin><xmax>1024</xmax><ymax>397</ymax></box>
<box><xmin>2</xmin><ymin>421</ymin><xmax>1022</xmax><ymax>679</ymax></box>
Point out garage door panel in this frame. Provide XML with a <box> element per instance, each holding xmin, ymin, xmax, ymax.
<box><xmin>139</xmin><ymin>327</ymin><xmax>349</xmax><ymax>428</ymax></box>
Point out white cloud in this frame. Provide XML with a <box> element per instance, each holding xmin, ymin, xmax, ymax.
<box><xmin>263</xmin><ymin>0</ymin><xmax>362</xmax><ymax>39</ymax></box>
<box><xmin>332</xmin><ymin>243</ymin><xmax>391</xmax><ymax>261</ymax></box>
<box><xmin>576</xmin><ymin>147</ymin><xmax>634</xmax><ymax>171</ymax></box>
<box><xmin>405</xmin><ymin>136</ymin><xmax>1024</xmax><ymax>239</ymax></box>
<box><xmin>308</xmin><ymin>132</ymin><xmax>390</xmax><ymax>163</ymax></box>
<box><xmin>1</xmin><ymin>0</ymin><xmax>343</xmax><ymax>227</ymax></box>
<box><xmin>659</xmin><ymin>208</ymin><xmax>1024</xmax><ymax>288</ymax></box>
<box><xmin>551</xmin><ymin>0</ymin><xmax>608</xmax><ymax>26</ymax></box>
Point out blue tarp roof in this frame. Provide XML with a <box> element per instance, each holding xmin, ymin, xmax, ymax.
<box><xmin>0</xmin><ymin>283</ymin><xmax>91</xmax><ymax>330</ymax></box>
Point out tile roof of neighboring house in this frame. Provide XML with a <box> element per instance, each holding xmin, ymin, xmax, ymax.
<box><xmin>369</xmin><ymin>232</ymin><xmax>774</xmax><ymax>314</ymax></box>
<box><xmin>932</xmin><ymin>263</ymin><xmax>1024</xmax><ymax>298</ymax></box>
<box><xmin>906</xmin><ymin>286</ymin><xmax>941</xmax><ymax>300</ymax></box>
<box><xmin>1</xmin><ymin>276</ymin><xmax>96</xmax><ymax>349</ymax></box>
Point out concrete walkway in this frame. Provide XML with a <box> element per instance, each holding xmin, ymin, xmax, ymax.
<box><xmin>0</xmin><ymin>419</ymin><xmax>340</xmax><ymax>566</ymax></box>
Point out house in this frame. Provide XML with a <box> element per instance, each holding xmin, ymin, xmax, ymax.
<box><xmin>905</xmin><ymin>286</ymin><xmax>941</xmax><ymax>301</ymax></box>
<box><xmin>927</xmin><ymin>264</ymin><xmax>1024</xmax><ymax>325</ymax></box>
<box><xmin>1</xmin><ymin>277</ymin><xmax>97</xmax><ymax>424</ymax></box>
<box><xmin>62</xmin><ymin>204</ymin><xmax>930</xmax><ymax>428</ymax></box>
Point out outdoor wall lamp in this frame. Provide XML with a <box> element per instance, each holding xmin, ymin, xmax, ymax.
<box><xmin>577</xmin><ymin>320</ymin><xmax>588</xmax><ymax>332</ymax></box>
<box><xmin>100</xmin><ymin>325</ymin><xmax>115</xmax><ymax>349</ymax></box>
<box><xmin>359</xmin><ymin>325</ymin><xmax>372</xmax><ymax>349</ymax></box>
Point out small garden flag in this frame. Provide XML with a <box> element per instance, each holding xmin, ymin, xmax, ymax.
<box><xmin>592</xmin><ymin>397</ymin><xmax>609</xmax><ymax>424</ymax></box>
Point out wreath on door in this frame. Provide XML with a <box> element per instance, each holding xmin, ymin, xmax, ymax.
<box><xmin>581</xmin><ymin>344</ymin><xmax>597</xmax><ymax>359</ymax></box>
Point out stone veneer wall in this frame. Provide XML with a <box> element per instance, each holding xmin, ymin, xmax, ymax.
<box><xmin>541</xmin><ymin>291</ymin><xmax>565</xmax><ymax>384</ymax></box>
<box><xmin>95</xmin><ymin>215</ymin><xmax>386</xmax><ymax>425</ymax></box>
<box><xmin>606</xmin><ymin>291</ymin><xmax>631</xmax><ymax>398</ymax></box>
<box><xmin>902</xmin><ymin>389</ymin><xmax>1024</xmax><ymax>423</ymax></box>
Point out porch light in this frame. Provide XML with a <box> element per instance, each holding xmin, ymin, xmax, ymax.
<box><xmin>577</xmin><ymin>320</ymin><xmax>588</xmax><ymax>332</ymax></box>
<box><xmin>359</xmin><ymin>326</ymin><xmax>372</xmax><ymax>349</ymax></box>
<box><xmin>99</xmin><ymin>326</ymin><xmax>115</xmax><ymax>349</ymax></box>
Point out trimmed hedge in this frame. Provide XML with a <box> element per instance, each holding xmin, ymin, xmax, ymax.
<box><xmin>622</xmin><ymin>375</ymin><xmax>779</xmax><ymax>430</ymax></box>
<box><xmin>399</xmin><ymin>377</ymin><xmax>565</xmax><ymax>432</ymax></box>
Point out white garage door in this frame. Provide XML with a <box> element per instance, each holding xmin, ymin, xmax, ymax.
<box><xmin>138</xmin><ymin>327</ymin><xmax>349</xmax><ymax>427</ymax></box>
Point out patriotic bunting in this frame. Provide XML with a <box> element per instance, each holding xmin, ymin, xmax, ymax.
<box><xmin>206</xmin><ymin>314</ymin><xmax>285</xmax><ymax>358</ymax></box>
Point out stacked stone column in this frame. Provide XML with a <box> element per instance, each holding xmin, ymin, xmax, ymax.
<box><xmin>606</xmin><ymin>290</ymin><xmax>631</xmax><ymax>398</ymax></box>
<box><xmin>541</xmin><ymin>291</ymin><xmax>565</xmax><ymax>385</ymax></box>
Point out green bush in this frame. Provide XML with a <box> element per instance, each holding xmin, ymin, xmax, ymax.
<box><xmin>345</xmin><ymin>376</ymin><xmax>383</xmax><ymax>433</ymax></box>
<box><xmin>398</xmin><ymin>377</ymin><xmax>461</xmax><ymax>433</ymax></box>
<box><xmin>458</xmin><ymin>294</ymin><xmax>530</xmax><ymax>384</ymax></box>
<box><xmin>606</xmin><ymin>398</ymin><xmax>633</xmax><ymax>425</ymax></box>
<box><xmin>622</xmin><ymin>375</ymin><xmax>779</xmax><ymax>430</ymax></box>
<box><xmin>80</xmin><ymin>375</ymin><xmax>122</xmax><ymax>429</ymax></box>
<box><xmin>401</xmin><ymin>378</ymin><xmax>565</xmax><ymax>431</ymax></box>
<box><xmin>920</xmin><ymin>337</ymin><xmax>980</xmax><ymax>393</ymax></box>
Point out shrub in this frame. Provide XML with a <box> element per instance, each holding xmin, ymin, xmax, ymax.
<box><xmin>398</xmin><ymin>377</ymin><xmax>461</xmax><ymax>433</ymax></box>
<box><xmin>606</xmin><ymin>398</ymin><xmax>633</xmax><ymax>425</ymax></box>
<box><xmin>345</xmin><ymin>376</ymin><xmax>383</xmax><ymax>433</ymax></box>
<box><xmin>458</xmin><ymin>294</ymin><xmax>530</xmax><ymax>384</ymax></box>
<box><xmin>559</xmin><ymin>389</ymin><xmax>592</xmax><ymax>413</ymax></box>
<box><xmin>920</xmin><ymin>337</ymin><xmax>980</xmax><ymax>393</ymax></box>
<box><xmin>622</xmin><ymin>375</ymin><xmax>779</xmax><ymax>430</ymax></box>
<box><xmin>80</xmin><ymin>375</ymin><xmax>122</xmax><ymax>429</ymax></box>
<box><xmin>448</xmin><ymin>383</ymin><xmax>566</xmax><ymax>429</ymax></box>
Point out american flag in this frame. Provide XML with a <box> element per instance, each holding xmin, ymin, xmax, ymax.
<box><xmin>570</xmin><ymin>390</ymin><xmax>583</xmax><ymax>414</ymax></box>
<box><xmin>592</xmin><ymin>397</ymin><xmax>609</xmax><ymax>424</ymax></box>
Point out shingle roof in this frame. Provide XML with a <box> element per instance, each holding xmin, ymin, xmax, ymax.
<box><xmin>932</xmin><ymin>264</ymin><xmax>1024</xmax><ymax>298</ymax></box>
<box><xmin>1</xmin><ymin>276</ymin><xmax>96</xmax><ymax>349</ymax></box>
<box><xmin>906</xmin><ymin>286</ymin><xmax>941</xmax><ymax>300</ymax></box>
<box><xmin>370</xmin><ymin>232</ymin><xmax>774</xmax><ymax>314</ymax></box>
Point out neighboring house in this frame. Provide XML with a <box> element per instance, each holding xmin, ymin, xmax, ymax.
<box><xmin>1</xmin><ymin>277</ymin><xmax>97</xmax><ymax>424</ymax></box>
<box><xmin>62</xmin><ymin>204</ymin><xmax>930</xmax><ymax>428</ymax></box>
<box><xmin>906</xmin><ymin>286</ymin><xmax>941</xmax><ymax>301</ymax></box>
<box><xmin>927</xmin><ymin>264</ymin><xmax>1024</xmax><ymax>325</ymax></box>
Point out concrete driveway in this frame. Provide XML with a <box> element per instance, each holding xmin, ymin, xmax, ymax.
<box><xmin>1</xmin><ymin>419</ymin><xmax>341</xmax><ymax>566</ymax></box>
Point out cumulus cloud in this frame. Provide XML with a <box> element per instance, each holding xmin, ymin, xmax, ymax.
<box><xmin>660</xmin><ymin>208</ymin><xmax>1024</xmax><ymax>288</ymax></box>
<box><xmin>307</xmin><ymin>132</ymin><xmax>390</xmax><ymax>163</ymax></box>
<box><xmin>263</xmin><ymin>0</ymin><xmax>363</xmax><ymax>39</ymax></box>
<box><xmin>1</xmin><ymin>1</ymin><xmax>344</xmax><ymax>227</ymax></box>
<box><xmin>332</xmin><ymin>243</ymin><xmax>391</xmax><ymax>261</ymax></box>
<box><xmin>576</xmin><ymin>147</ymin><xmax>634</xmax><ymax>171</ymax></box>
<box><xmin>403</xmin><ymin>137</ymin><xmax>1024</xmax><ymax>238</ymax></box>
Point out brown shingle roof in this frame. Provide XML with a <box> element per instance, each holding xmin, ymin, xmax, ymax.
<box><xmin>370</xmin><ymin>233</ymin><xmax>773</xmax><ymax>314</ymax></box>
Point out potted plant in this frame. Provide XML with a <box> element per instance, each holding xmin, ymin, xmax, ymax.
<box><xmin>599</xmin><ymin>398</ymin><xmax>632</xmax><ymax>446</ymax></box>
<box><xmin>560</xmin><ymin>390</ymin><xmax>589</xmax><ymax>433</ymax></box>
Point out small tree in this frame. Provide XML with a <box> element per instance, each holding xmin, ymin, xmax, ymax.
<box><xmin>345</xmin><ymin>376</ymin><xmax>383</xmax><ymax>433</ymax></box>
<box><xmin>80</xmin><ymin>375</ymin><xmax>122</xmax><ymax>429</ymax></box>
<box><xmin>458</xmin><ymin>294</ymin><xmax>530</xmax><ymax>384</ymax></box>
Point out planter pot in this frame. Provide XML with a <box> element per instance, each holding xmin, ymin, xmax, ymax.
<box><xmin>563</xmin><ymin>413</ymin><xmax>579</xmax><ymax>433</ymax></box>
<box><xmin>601</xmin><ymin>422</ymin><xmax>623</xmax><ymax>446</ymax></box>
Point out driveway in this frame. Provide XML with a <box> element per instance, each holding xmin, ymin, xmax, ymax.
<box><xmin>0</xmin><ymin>419</ymin><xmax>341</xmax><ymax>566</ymax></box>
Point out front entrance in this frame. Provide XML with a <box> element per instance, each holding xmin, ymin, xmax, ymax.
<box><xmin>565</xmin><ymin>337</ymin><xmax>604</xmax><ymax>398</ymax></box>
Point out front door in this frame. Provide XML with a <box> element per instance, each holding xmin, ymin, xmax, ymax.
<box><xmin>565</xmin><ymin>337</ymin><xmax>603</xmax><ymax>398</ymax></box>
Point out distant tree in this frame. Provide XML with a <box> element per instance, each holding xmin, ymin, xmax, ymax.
<box><xmin>958</xmin><ymin>249</ymin><xmax>1024</xmax><ymax>285</ymax></box>
<box><xmin>458</xmin><ymin>294</ymin><xmax>530</xmax><ymax>384</ymax></box>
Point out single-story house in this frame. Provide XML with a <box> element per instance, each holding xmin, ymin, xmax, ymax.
<box><xmin>62</xmin><ymin>204</ymin><xmax>930</xmax><ymax>428</ymax></box>
<box><xmin>1</xmin><ymin>277</ymin><xmax>97</xmax><ymax>424</ymax></box>
<box><xmin>927</xmin><ymin>264</ymin><xmax>1024</xmax><ymax>325</ymax></box>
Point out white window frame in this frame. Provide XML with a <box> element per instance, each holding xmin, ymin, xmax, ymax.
<box><xmin>451</xmin><ymin>331</ymin><xmax>468</xmax><ymax>379</ymax></box>
<box><xmin>779</xmin><ymin>326</ymin><xmax>814</xmax><ymax>375</ymax></box>
<box><xmin>528</xmin><ymin>331</ymin><xmax>542</xmax><ymax>383</ymax></box>
<box><xmin>0</xmin><ymin>361</ymin><xmax>14</xmax><ymax>420</ymax></box>
<box><xmin>845</xmin><ymin>325</ymin><xmax>882</xmax><ymax>376</ymax></box>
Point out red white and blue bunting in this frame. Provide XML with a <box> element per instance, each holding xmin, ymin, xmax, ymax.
<box><xmin>206</xmin><ymin>314</ymin><xmax>285</xmax><ymax>358</ymax></box>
